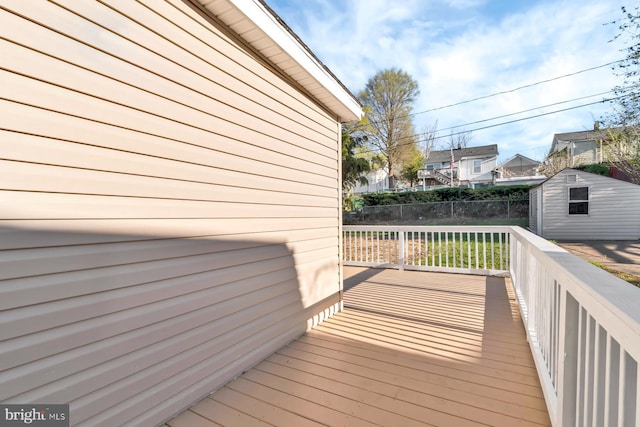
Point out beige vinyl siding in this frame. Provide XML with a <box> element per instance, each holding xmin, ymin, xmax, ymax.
<box><xmin>0</xmin><ymin>1</ymin><xmax>344</xmax><ymax>426</ymax></box>
<box><xmin>571</xmin><ymin>141</ymin><xmax>597</xmax><ymax>166</ymax></box>
<box><xmin>540</xmin><ymin>169</ymin><xmax>640</xmax><ymax>240</ymax></box>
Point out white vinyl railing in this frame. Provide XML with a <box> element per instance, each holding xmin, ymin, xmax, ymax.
<box><xmin>510</xmin><ymin>227</ymin><xmax>640</xmax><ymax>427</ymax></box>
<box><xmin>342</xmin><ymin>225</ymin><xmax>640</xmax><ymax>427</ymax></box>
<box><xmin>342</xmin><ymin>225</ymin><xmax>511</xmax><ymax>275</ymax></box>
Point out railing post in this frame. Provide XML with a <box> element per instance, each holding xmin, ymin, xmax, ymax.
<box><xmin>398</xmin><ymin>230</ymin><xmax>405</xmax><ymax>271</ymax></box>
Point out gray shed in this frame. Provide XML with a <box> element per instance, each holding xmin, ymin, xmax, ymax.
<box><xmin>0</xmin><ymin>1</ymin><xmax>360</xmax><ymax>426</ymax></box>
<box><xmin>529</xmin><ymin>168</ymin><xmax>640</xmax><ymax>240</ymax></box>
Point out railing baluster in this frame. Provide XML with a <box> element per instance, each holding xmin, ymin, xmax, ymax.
<box><xmin>618</xmin><ymin>351</ymin><xmax>639</xmax><ymax>427</ymax></box>
<box><xmin>499</xmin><ymin>232</ymin><xmax>504</xmax><ymax>270</ymax></box>
<box><xmin>431</xmin><ymin>231</ymin><xmax>435</xmax><ymax>267</ymax></box>
<box><xmin>445</xmin><ymin>232</ymin><xmax>449</xmax><ymax>268</ymax></box>
<box><xmin>466</xmin><ymin>232</ymin><xmax>471</xmax><ymax>269</ymax></box>
<box><xmin>398</xmin><ymin>230</ymin><xmax>405</xmax><ymax>270</ymax></box>
<box><xmin>451</xmin><ymin>231</ymin><xmax>456</xmax><ymax>268</ymax></box>
<box><xmin>594</xmin><ymin>325</ymin><xmax>607</xmax><ymax>426</ymax></box>
<box><xmin>482</xmin><ymin>232</ymin><xmax>487</xmax><ymax>270</ymax></box>
<box><xmin>577</xmin><ymin>307</ymin><xmax>586</xmax><ymax>426</ymax></box>
<box><xmin>584</xmin><ymin>315</ymin><xmax>595</xmax><ymax>427</ymax></box>
<box><xmin>490</xmin><ymin>232</ymin><xmax>495</xmax><ymax>270</ymax></box>
<box><xmin>460</xmin><ymin>231</ymin><xmax>464</xmax><ymax>268</ymax></box>
<box><xmin>411</xmin><ymin>231</ymin><xmax>416</xmax><ymax>265</ymax></box>
<box><xmin>474</xmin><ymin>232</ymin><xmax>479</xmax><ymax>270</ymax></box>
<box><xmin>604</xmin><ymin>336</ymin><xmax>619</xmax><ymax>427</ymax></box>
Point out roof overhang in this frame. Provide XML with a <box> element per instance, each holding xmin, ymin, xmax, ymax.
<box><xmin>195</xmin><ymin>0</ymin><xmax>362</xmax><ymax>122</ymax></box>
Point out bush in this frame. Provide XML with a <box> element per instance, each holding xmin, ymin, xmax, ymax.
<box><xmin>580</xmin><ymin>163</ymin><xmax>610</xmax><ymax>176</ymax></box>
<box><xmin>361</xmin><ymin>185</ymin><xmax>531</xmax><ymax>206</ymax></box>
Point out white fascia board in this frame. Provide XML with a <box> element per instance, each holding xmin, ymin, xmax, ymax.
<box><xmin>227</xmin><ymin>0</ymin><xmax>362</xmax><ymax>122</ymax></box>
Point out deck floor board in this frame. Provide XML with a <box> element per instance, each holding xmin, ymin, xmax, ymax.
<box><xmin>167</xmin><ymin>267</ymin><xmax>551</xmax><ymax>426</ymax></box>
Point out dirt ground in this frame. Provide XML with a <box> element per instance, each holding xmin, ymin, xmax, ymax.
<box><xmin>557</xmin><ymin>240</ymin><xmax>640</xmax><ymax>285</ymax></box>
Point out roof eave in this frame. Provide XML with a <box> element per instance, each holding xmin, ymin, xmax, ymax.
<box><xmin>195</xmin><ymin>0</ymin><xmax>362</xmax><ymax>122</ymax></box>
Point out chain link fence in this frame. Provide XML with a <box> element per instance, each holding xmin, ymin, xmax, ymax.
<box><xmin>344</xmin><ymin>199</ymin><xmax>529</xmax><ymax>226</ymax></box>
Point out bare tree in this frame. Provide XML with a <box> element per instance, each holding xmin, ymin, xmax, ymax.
<box><xmin>604</xmin><ymin>128</ymin><xmax>640</xmax><ymax>184</ymax></box>
<box><xmin>440</xmin><ymin>131</ymin><xmax>472</xmax><ymax>150</ymax></box>
<box><xmin>358</xmin><ymin>68</ymin><xmax>420</xmax><ymax>189</ymax></box>
<box><xmin>420</xmin><ymin>121</ymin><xmax>438</xmax><ymax>161</ymax></box>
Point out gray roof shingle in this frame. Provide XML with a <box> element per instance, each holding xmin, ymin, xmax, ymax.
<box><xmin>425</xmin><ymin>144</ymin><xmax>499</xmax><ymax>163</ymax></box>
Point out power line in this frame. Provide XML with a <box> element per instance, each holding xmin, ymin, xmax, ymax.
<box><xmin>435</xmin><ymin>98</ymin><xmax>612</xmax><ymax>139</ymax></box>
<box><xmin>411</xmin><ymin>60</ymin><xmax>623</xmax><ymax>117</ymax></box>
<box><xmin>435</xmin><ymin>90</ymin><xmax>614</xmax><ymax>133</ymax></box>
<box><xmin>362</xmin><ymin>60</ymin><xmax>623</xmax><ymax>128</ymax></box>
<box><xmin>355</xmin><ymin>94</ymin><xmax>625</xmax><ymax>156</ymax></box>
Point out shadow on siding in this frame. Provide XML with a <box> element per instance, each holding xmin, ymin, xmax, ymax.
<box><xmin>0</xmin><ymin>224</ymin><xmax>328</xmax><ymax>426</ymax></box>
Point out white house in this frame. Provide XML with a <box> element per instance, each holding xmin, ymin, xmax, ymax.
<box><xmin>0</xmin><ymin>1</ymin><xmax>360</xmax><ymax>425</ymax></box>
<box><xmin>353</xmin><ymin>168</ymin><xmax>389</xmax><ymax>194</ymax></box>
<box><xmin>529</xmin><ymin>168</ymin><xmax>640</xmax><ymax>240</ymax></box>
<box><xmin>423</xmin><ymin>144</ymin><xmax>499</xmax><ymax>188</ymax></box>
<box><xmin>495</xmin><ymin>154</ymin><xmax>546</xmax><ymax>186</ymax></box>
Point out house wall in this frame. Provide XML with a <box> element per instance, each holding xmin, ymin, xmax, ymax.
<box><xmin>529</xmin><ymin>187</ymin><xmax>540</xmax><ymax>235</ymax></box>
<box><xmin>353</xmin><ymin>169</ymin><xmax>389</xmax><ymax>194</ymax></box>
<box><xmin>539</xmin><ymin>169</ymin><xmax>640</xmax><ymax>240</ymax></box>
<box><xmin>1</xmin><ymin>1</ymin><xmax>343</xmax><ymax>426</ymax></box>
<box><xmin>572</xmin><ymin>140</ymin><xmax>597</xmax><ymax>166</ymax></box>
<box><xmin>502</xmin><ymin>164</ymin><xmax>538</xmax><ymax>178</ymax></box>
<box><xmin>459</xmin><ymin>157</ymin><xmax>497</xmax><ymax>185</ymax></box>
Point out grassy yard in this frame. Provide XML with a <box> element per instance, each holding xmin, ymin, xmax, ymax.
<box><xmin>343</xmin><ymin>231</ymin><xmax>510</xmax><ymax>270</ymax></box>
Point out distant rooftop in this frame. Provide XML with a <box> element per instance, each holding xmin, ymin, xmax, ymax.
<box><xmin>426</xmin><ymin>144</ymin><xmax>499</xmax><ymax>163</ymax></box>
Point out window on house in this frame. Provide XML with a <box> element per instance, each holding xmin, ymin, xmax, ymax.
<box><xmin>425</xmin><ymin>164</ymin><xmax>434</xmax><ymax>170</ymax></box>
<box><xmin>568</xmin><ymin>187</ymin><xmax>589</xmax><ymax>215</ymax></box>
<box><xmin>473</xmin><ymin>160</ymin><xmax>482</xmax><ymax>174</ymax></box>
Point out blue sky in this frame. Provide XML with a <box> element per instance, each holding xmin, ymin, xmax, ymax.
<box><xmin>266</xmin><ymin>0</ymin><xmax>628</xmax><ymax>163</ymax></box>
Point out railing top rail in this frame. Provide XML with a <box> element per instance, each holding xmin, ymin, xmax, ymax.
<box><xmin>510</xmin><ymin>227</ymin><xmax>640</xmax><ymax>353</ymax></box>
<box><xmin>343</xmin><ymin>225</ymin><xmax>513</xmax><ymax>233</ymax></box>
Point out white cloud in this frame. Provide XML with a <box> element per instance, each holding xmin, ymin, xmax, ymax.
<box><xmin>270</xmin><ymin>0</ymin><xmax>623</xmax><ymax>161</ymax></box>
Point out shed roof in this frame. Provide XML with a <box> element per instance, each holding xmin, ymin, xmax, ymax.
<box><xmin>425</xmin><ymin>144</ymin><xmax>499</xmax><ymax>163</ymax></box>
<box><xmin>532</xmin><ymin>167</ymin><xmax>640</xmax><ymax>189</ymax></box>
<box><xmin>194</xmin><ymin>0</ymin><xmax>362</xmax><ymax>122</ymax></box>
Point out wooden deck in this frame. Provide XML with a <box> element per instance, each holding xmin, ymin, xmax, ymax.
<box><xmin>166</xmin><ymin>267</ymin><xmax>551</xmax><ymax>426</ymax></box>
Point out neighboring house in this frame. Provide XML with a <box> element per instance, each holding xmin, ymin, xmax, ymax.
<box><xmin>529</xmin><ymin>168</ymin><xmax>640</xmax><ymax>240</ymax></box>
<box><xmin>541</xmin><ymin>123</ymin><xmax>637</xmax><ymax>175</ymax></box>
<box><xmin>353</xmin><ymin>168</ymin><xmax>389</xmax><ymax>194</ymax></box>
<box><xmin>495</xmin><ymin>154</ymin><xmax>546</xmax><ymax>186</ymax></box>
<box><xmin>422</xmin><ymin>144</ymin><xmax>499</xmax><ymax>188</ymax></box>
<box><xmin>0</xmin><ymin>1</ymin><xmax>360</xmax><ymax>426</ymax></box>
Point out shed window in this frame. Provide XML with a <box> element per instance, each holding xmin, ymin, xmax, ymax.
<box><xmin>473</xmin><ymin>160</ymin><xmax>482</xmax><ymax>174</ymax></box>
<box><xmin>569</xmin><ymin>187</ymin><xmax>589</xmax><ymax>215</ymax></box>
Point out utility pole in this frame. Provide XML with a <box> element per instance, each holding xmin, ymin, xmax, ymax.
<box><xmin>450</xmin><ymin>145</ymin><xmax>454</xmax><ymax>187</ymax></box>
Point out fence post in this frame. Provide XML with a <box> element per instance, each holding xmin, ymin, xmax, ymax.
<box><xmin>398</xmin><ymin>230</ymin><xmax>405</xmax><ymax>271</ymax></box>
